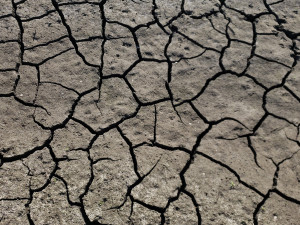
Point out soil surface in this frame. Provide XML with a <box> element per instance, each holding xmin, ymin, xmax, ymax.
<box><xmin>1</xmin><ymin>0</ymin><xmax>300</xmax><ymax>224</ymax></box>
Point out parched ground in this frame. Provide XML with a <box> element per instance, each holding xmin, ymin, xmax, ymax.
<box><xmin>0</xmin><ymin>0</ymin><xmax>300</xmax><ymax>224</ymax></box>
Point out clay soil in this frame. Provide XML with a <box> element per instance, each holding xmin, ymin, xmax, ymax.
<box><xmin>1</xmin><ymin>0</ymin><xmax>300</xmax><ymax>224</ymax></box>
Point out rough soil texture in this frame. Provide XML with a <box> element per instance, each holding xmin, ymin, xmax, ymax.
<box><xmin>0</xmin><ymin>0</ymin><xmax>300</xmax><ymax>224</ymax></box>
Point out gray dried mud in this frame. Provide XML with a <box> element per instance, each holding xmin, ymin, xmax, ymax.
<box><xmin>0</xmin><ymin>0</ymin><xmax>300</xmax><ymax>224</ymax></box>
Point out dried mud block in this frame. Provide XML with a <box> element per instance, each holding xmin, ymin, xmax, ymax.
<box><xmin>23</xmin><ymin>37</ymin><xmax>73</xmax><ymax>64</ymax></box>
<box><xmin>103</xmin><ymin>23</ymin><xmax>136</xmax><ymax>75</ymax></box>
<box><xmin>209</xmin><ymin>12</ymin><xmax>228</xmax><ymax>33</ymax></box>
<box><xmin>277</xmin><ymin>151</ymin><xmax>300</xmax><ymax>201</ymax></box>
<box><xmin>0</xmin><ymin>42</ymin><xmax>20</xmax><ymax>70</ymax></box>
<box><xmin>51</xmin><ymin>120</ymin><xmax>94</xmax><ymax>158</ymax></box>
<box><xmin>156</xmin><ymin>101</ymin><xmax>208</xmax><ymax>149</ymax></box>
<box><xmin>193</xmin><ymin>74</ymin><xmax>265</xmax><ymax>129</ymax></box>
<box><xmin>84</xmin><ymin>129</ymin><xmax>137</xmax><ymax>223</ymax></box>
<box><xmin>225</xmin><ymin>8</ymin><xmax>253</xmax><ymax>43</ymax></box>
<box><xmin>34</xmin><ymin>83</ymin><xmax>78</xmax><ymax>128</ymax></box>
<box><xmin>77</xmin><ymin>39</ymin><xmax>103</xmax><ymax>65</ymax></box>
<box><xmin>0</xmin><ymin>161</ymin><xmax>30</xmax><ymax>199</ymax></box>
<box><xmin>22</xmin><ymin>13</ymin><xmax>68</xmax><ymax>48</ymax></box>
<box><xmin>0</xmin><ymin>16</ymin><xmax>19</xmax><ymax>41</ymax></box>
<box><xmin>0</xmin><ymin>0</ymin><xmax>12</xmax><ymax>16</ymax></box>
<box><xmin>184</xmin><ymin>0</ymin><xmax>219</xmax><ymax>16</ymax></box>
<box><xmin>155</xmin><ymin>0</ymin><xmax>182</xmax><ymax>26</ymax></box>
<box><xmin>247</xmin><ymin>56</ymin><xmax>290</xmax><ymax>88</ymax></box>
<box><xmin>60</xmin><ymin>4</ymin><xmax>102</xmax><ymax>40</ymax></box>
<box><xmin>170</xmin><ymin>50</ymin><xmax>220</xmax><ymax>103</ymax></box>
<box><xmin>285</xmin><ymin>63</ymin><xmax>300</xmax><ymax>98</ymax></box>
<box><xmin>101</xmin><ymin>23</ymin><xmax>137</xmax><ymax>75</ymax></box>
<box><xmin>102</xmin><ymin>37</ymin><xmax>138</xmax><ymax>75</ymax></box>
<box><xmin>251</xmin><ymin>116</ymin><xmax>299</xmax><ymax>164</ymax></box>
<box><xmin>185</xmin><ymin>154</ymin><xmax>262</xmax><ymax>225</ymax></box>
<box><xmin>15</xmin><ymin>65</ymin><xmax>38</xmax><ymax>103</ymax></box>
<box><xmin>105</xmin><ymin>0</ymin><xmax>153</xmax><ymax>28</ymax></box>
<box><xmin>255</xmin><ymin>33</ymin><xmax>294</xmax><ymax>67</ymax></box>
<box><xmin>257</xmin><ymin>193</ymin><xmax>300</xmax><ymax>224</ymax></box>
<box><xmin>30</xmin><ymin>179</ymin><xmax>84</xmax><ymax>225</ymax></box>
<box><xmin>165</xmin><ymin>193</ymin><xmax>198</xmax><ymax>225</ymax></box>
<box><xmin>56</xmin><ymin>151</ymin><xmax>91</xmax><ymax>202</ymax></box>
<box><xmin>74</xmin><ymin>78</ymin><xmax>138</xmax><ymax>131</ymax></box>
<box><xmin>105</xmin><ymin>22</ymin><xmax>132</xmax><ymax>39</ymax></box>
<box><xmin>23</xmin><ymin>148</ymin><xmax>55</xmax><ymax>190</ymax></box>
<box><xmin>269</xmin><ymin>0</ymin><xmax>300</xmax><ymax>33</ymax></box>
<box><xmin>266</xmin><ymin>87</ymin><xmax>300</xmax><ymax>125</ymax></box>
<box><xmin>172</xmin><ymin>15</ymin><xmax>227</xmax><ymax>51</ymax></box>
<box><xmin>226</xmin><ymin>0</ymin><xmax>267</xmax><ymax>15</ymax></box>
<box><xmin>127</xmin><ymin>61</ymin><xmax>169</xmax><ymax>103</ymax></box>
<box><xmin>132</xmin><ymin>146</ymin><xmax>189</xmax><ymax>208</ymax></box>
<box><xmin>40</xmin><ymin>50</ymin><xmax>99</xmax><ymax>93</ymax></box>
<box><xmin>130</xmin><ymin>203</ymin><xmax>161</xmax><ymax>225</ymax></box>
<box><xmin>255</xmin><ymin>14</ymin><xmax>278</xmax><ymax>34</ymax></box>
<box><xmin>222</xmin><ymin>41</ymin><xmax>252</xmax><ymax>73</ymax></box>
<box><xmin>90</xmin><ymin>129</ymin><xmax>129</xmax><ymax>163</ymax></box>
<box><xmin>119</xmin><ymin>105</ymin><xmax>155</xmax><ymax>146</ymax></box>
<box><xmin>85</xmin><ymin>196</ymin><xmax>132</xmax><ymax>224</ymax></box>
<box><xmin>167</xmin><ymin>33</ymin><xmax>206</xmax><ymax>61</ymax></box>
<box><xmin>204</xmin><ymin>119</ymin><xmax>250</xmax><ymax>139</ymax></box>
<box><xmin>0</xmin><ymin>97</ymin><xmax>50</xmax><ymax>158</ymax></box>
<box><xmin>16</xmin><ymin>0</ymin><xmax>55</xmax><ymax>20</ymax></box>
<box><xmin>136</xmin><ymin>24</ymin><xmax>169</xmax><ymax>60</ymax></box>
<box><xmin>0</xmin><ymin>200</ymin><xmax>29</xmax><ymax>225</ymax></box>
<box><xmin>198</xmin><ymin>120</ymin><xmax>275</xmax><ymax>194</ymax></box>
<box><xmin>0</xmin><ymin>71</ymin><xmax>18</xmax><ymax>94</ymax></box>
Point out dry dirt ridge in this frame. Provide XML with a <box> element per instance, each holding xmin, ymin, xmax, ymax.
<box><xmin>0</xmin><ymin>0</ymin><xmax>300</xmax><ymax>224</ymax></box>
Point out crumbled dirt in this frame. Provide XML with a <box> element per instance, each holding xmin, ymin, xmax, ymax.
<box><xmin>0</xmin><ymin>0</ymin><xmax>300</xmax><ymax>224</ymax></box>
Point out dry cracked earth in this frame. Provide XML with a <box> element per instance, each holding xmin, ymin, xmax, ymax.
<box><xmin>0</xmin><ymin>0</ymin><xmax>300</xmax><ymax>224</ymax></box>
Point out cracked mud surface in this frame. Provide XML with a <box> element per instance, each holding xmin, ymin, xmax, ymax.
<box><xmin>0</xmin><ymin>0</ymin><xmax>300</xmax><ymax>224</ymax></box>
